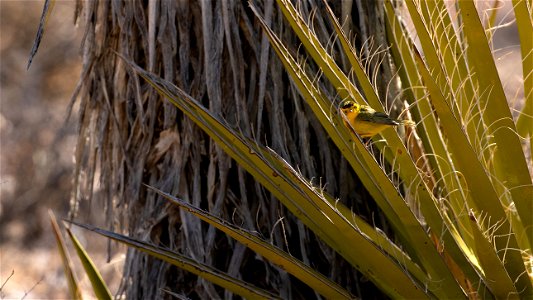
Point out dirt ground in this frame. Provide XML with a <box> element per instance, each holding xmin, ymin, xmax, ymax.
<box><xmin>0</xmin><ymin>1</ymin><xmax>123</xmax><ymax>299</ymax></box>
<box><xmin>0</xmin><ymin>0</ymin><xmax>527</xmax><ymax>299</ymax></box>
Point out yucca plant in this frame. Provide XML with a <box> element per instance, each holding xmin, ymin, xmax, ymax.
<box><xmin>60</xmin><ymin>0</ymin><xmax>532</xmax><ymax>299</ymax></box>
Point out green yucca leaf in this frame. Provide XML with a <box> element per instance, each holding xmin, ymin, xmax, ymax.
<box><xmin>147</xmin><ymin>185</ymin><xmax>353</xmax><ymax>300</ymax></box>
<box><xmin>383</xmin><ymin>1</ymin><xmax>471</xmax><ymax>225</ymax></box>
<box><xmin>384</xmin><ymin>1</ymin><xmax>449</xmax><ymax>188</ymax></box>
<box><xmin>415</xmin><ymin>51</ymin><xmax>532</xmax><ymax>297</ymax></box>
<box><xmin>387</xmin><ymin>1</ymin><xmax>532</xmax><ymax>297</ymax></box>
<box><xmin>393</xmin><ymin>8</ymin><xmax>493</xmax><ymax>289</ymax></box>
<box><xmin>459</xmin><ymin>1</ymin><xmax>533</xmax><ymax>255</ymax></box>
<box><xmin>67</xmin><ymin>221</ymin><xmax>278</xmax><ymax>300</ymax></box>
<box><xmin>383</xmin><ymin>2</ymin><xmax>490</xmax><ymax>293</ymax></box>
<box><xmin>513</xmin><ymin>0</ymin><xmax>533</xmax><ymax>153</ymax></box>
<box><xmin>65</xmin><ymin>227</ymin><xmax>112</xmax><ymax>300</ymax></box>
<box><xmin>469</xmin><ymin>213</ymin><xmax>519</xmax><ymax>298</ymax></box>
<box><xmin>404</xmin><ymin>1</ymin><xmax>486</xmax><ymax>165</ymax></box>
<box><xmin>48</xmin><ymin>211</ymin><xmax>83</xmax><ymax>300</ymax></box>
<box><xmin>255</xmin><ymin>140</ymin><xmax>432</xmax><ymax>299</ymax></box>
<box><xmin>419</xmin><ymin>1</ymin><xmax>486</xmax><ymax>152</ymax></box>
<box><xmin>404</xmin><ymin>1</ymin><xmax>457</xmax><ymax>115</ymax></box>
<box><xmin>516</xmin><ymin>98</ymin><xmax>532</xmax><ymax>138</ymax></box>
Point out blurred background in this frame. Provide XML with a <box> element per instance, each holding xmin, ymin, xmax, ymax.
<box><xmin>0</xmin><ymin>1</ymin><xmax>123</xmax><ymax>298</ymax></box>
<box><xmin>0</xmin><ymin>0</ymin><xmax>525</xmax><ymax>298</ymax></box>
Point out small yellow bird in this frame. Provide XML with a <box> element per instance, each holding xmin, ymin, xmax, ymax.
<box><xmin>339</xmin><ymin>99</ymin><xmax>412</xmax><ymax>138</ymax></box>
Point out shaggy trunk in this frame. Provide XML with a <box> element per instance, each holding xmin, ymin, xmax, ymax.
<box><xmin>71</xmin><ymin>1</ymin><xmax>393</xmax><ymax>298</ymax></box>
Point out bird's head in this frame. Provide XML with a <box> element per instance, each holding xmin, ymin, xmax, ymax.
<box><xmin>339</xmin><ymin>99</ymin><xmax>360</xmax><ymax>115</ymax></box>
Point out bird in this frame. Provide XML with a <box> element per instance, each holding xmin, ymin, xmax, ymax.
<box><xmin>338</xmin><ymin>99</ymin><xmax>413</xmax><ymax>138</ymax></box>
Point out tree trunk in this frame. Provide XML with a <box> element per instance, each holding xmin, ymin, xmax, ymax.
<box><xmin>71</xmin><ymin>1</ymin><xmax>392</xmax><ymax>298</ymax></box>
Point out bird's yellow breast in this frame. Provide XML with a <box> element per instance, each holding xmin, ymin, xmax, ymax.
<box><xmin>351</xmin><ymin>121</ymin><xmax>392</xmax><ymax>138</ymax></box>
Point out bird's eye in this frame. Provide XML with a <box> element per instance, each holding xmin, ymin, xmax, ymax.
<box><xmin>341</xmin><ymin>101</ymin><xmax>353</xmax><ymax>109</ymax></box>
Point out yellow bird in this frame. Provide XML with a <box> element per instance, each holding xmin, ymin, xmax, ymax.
<box><xmin>339</xmin><ymin>99</ymin><xmax>412</xmax><ymax>138</ymax></box>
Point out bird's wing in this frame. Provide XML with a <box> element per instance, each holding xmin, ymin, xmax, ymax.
<box><xmin>357</xmin><ymin>110</ymin><xmax>399</xmax><ymax>125</ymax></box>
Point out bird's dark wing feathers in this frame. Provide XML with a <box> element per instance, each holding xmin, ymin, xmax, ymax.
<box><xmin>357</xmin><ymin>110</ymin><xmax>399</xmax><ymax>125</ymax></box>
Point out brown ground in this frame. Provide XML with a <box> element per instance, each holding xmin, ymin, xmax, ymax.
<box><xmin>0</xmin><ymin>1</ymin><xmax>122</xmax><ymax>299</ymax></box>
<box><xmin>0</xmin><ymin>0</ymin><xmax>527</xmax><ymax>299</ymax></box>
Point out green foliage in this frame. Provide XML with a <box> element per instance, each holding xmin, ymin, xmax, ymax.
<box><xmin>49</xmin><ymin>211</ymin><xmax>83</xmax><ymax>300</ymax></box>
<box><xmin>64</xmin><ymin>227</ymin><xmax>112</xmax><ymax>300</ymax></box>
